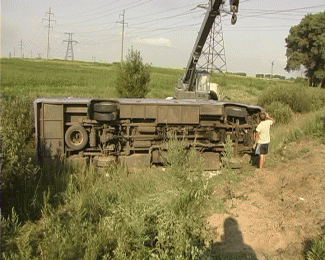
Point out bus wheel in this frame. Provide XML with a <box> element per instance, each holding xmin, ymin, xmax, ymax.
<box><xmin>65</xmin><ymin>125</ymin><xmax>88</xmax><ymax>150</ymax></box>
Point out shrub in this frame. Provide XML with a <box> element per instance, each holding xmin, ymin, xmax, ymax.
<box><xmin>234</xmin><ymin>72</ymin><xmax>246</xmax><ymax>77</ymax></box>
<box><xmin>116</xmin><ymin>48</ymin><xmax>151</xmax><ymax>98</ymax></box>
<box><xmin>1</xmin><ymin>95</ymin><xmax>40</xmax><ymax>220</ymax></box>
<box><xmin>265</xmin><ymin>101</ymin><xmax>294</xmax><ymax>124</ymax></box>
<box><xmin>1</xmin><ymin>95</ymin><xmax>34</xmax><ymax>165</ymax></box>
<box><xmin>1</xmin><ymin>95</ymin><xmax>71</xmax><ymax>222</ymax></box>
<box><xmin>258</xmin><ymin>85</ymin><xmax>324</xmax><ymax>113</ymax></box>
<box><xmin>273</xmin><ymin>74</ymin><xmax>286</xmax><ymax>80</ymax></box>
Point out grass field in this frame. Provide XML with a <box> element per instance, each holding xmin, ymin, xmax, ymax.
<box><xmin>1</xmin><ymin>58</ymin><xmax>181</xmax><ymax>99</ymax></box>
<box><xmin>1</xmin><ymin>58</ymin><xmax>324</xmax><ymax>259</ymax></box>
<box><xmin>1</xmin><ymin>58</ymin><xmax>301</xmax><ymax>103</ymax></box>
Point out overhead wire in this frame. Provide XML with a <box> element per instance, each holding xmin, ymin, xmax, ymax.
<box><xmin>57</xmin><ymin>0</ymin><xmax>154</xmax><ymax>26</ymax></box>
<box><xmin>24</xmin><ymin>1</ymin><xmax>325</xmax><ymax>60</ymax></box>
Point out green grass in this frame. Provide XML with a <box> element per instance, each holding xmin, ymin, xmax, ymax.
<box><xmin>1</xmin><ymin>59</ymin><xmax>180</xmax><ymax>99</ymax></box>
<box><xmin>1</xmin><ymin>58</ymin><xmax>302</xmax><ymax>104</ymax></box>
<box><xmin>1</xmin><ymin>59</ymin><xmax>118</xmax><ymax>98</ymax></box>
<box><xmin>263</xmin><ymin>109</ymin><xmax>325</xmax><ymax>168</ymax></box>
<box><xmin>1</xmin><ymin>139</ymin><xmax>217</xmax><ymax>259</ymax></box>
<box><xmin>1</xmin><ymin>58</ymin><xmax>324</xmax><ymax>259</ymax></box>
<box><xmin>210</xmin><ymin>72</ymin><xmax>302</xmax><ymax>104</ymax></box>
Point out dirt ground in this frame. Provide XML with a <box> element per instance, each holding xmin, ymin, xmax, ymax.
<box><xmin>207</xmin><ymin>140</ymin><xmax>324</xmax><ymax>259</ymax></box>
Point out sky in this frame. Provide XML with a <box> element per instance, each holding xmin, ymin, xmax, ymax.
<box><xmin>2</xmin><ymin>0</ymin><xmax>325</xmax><ymax>77</ymax></box>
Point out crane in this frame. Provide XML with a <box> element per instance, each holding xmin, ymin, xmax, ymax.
<box><xmin>174</xmin><ymin>0</ymin><xmax>239</xmax><ymax>100</ymax></box>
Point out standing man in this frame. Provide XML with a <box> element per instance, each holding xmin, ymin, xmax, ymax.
<box><xmin>254</xmin><ymin>112</ymin><xmax>275</xmax><ymax>169</ymax></box>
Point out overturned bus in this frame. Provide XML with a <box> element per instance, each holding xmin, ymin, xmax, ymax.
<box><xmin>34</xmin><ymin>98</ymin><xmax>261</xmax><ymax>170</ymax></box>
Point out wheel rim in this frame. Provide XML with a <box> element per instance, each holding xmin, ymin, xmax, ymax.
<box><xmin>65</xmin><ymin>125</ymin><xmax>88</xmax><ymax>150</ymax></box>
<box><xmin>70</xmin><ymin>130</ymin><xmax>84</xmax><ymax>146</ymax></box>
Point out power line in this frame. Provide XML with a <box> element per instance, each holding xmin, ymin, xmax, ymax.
<box><xmin>56</xmin><ymin>0</ymin><xmax>120</xmax><ymax>19</ymax></box>
<box><xmin>26</xmin><ymin>1</ymin><xmax>324</xmax><ymax>64</ymax></box>
<box><xmin>57</xmin><ymin>0</ymin><xmax>152</xmax><ymax>26</ymax></box>
<box><xmin>241</xmin><ymin>4</ymin><xmax>325</xmax><ymax>13</ymax></box>
<box><xmin>238</xmin><ymin>4</ymin><xmax>325</xmax><ymax>19</ymax></box>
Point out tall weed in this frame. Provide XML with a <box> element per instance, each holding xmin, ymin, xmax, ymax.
<box><xmin>1</xmin><ymin>95</ymin><xmax>34</xmax><ymax>165</ymax></box>
<box><xmin>269</xmin><ymin>110</ymin><xmax>325</xmax><ymax>165</ymax></box>
<box><xmin>221</xmin><ymin>135</ymin><xmax>239</xmax><ymax>199</ymax></box>
<box><xmin>265</xmin><ymin>101</ymin><xmax>294</xmax><ymax>124</ymax></box>
<box><xmin>1</xmin><ymin>95</ymin><xmax>72</xmax><ymax>222</ymax></box>
<box><xmin>283</xmin><ymin>113</ymin><xmax>325</xmax><ymax>144</ymax></box>
<box><xmin>258</xmin><ymin>85</ymin><xmax>324</xmax><ymax>113</ymax></box>
<box><xmin>2</xmin><ymin>136</ymin><xmax>215</xmax><ymax>259</ymax></box>
<box><xmin>1</xmin><ymin>95</ymin><xmax>39</xmax><ymax>220</ymax></box>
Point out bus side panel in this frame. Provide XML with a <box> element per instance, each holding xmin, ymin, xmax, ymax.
<box><xmin>38</xmin><ymin>103</ymin><xmax>65</xmax><ymax>158</ymax></box>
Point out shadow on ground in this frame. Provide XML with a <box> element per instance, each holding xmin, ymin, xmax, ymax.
<box><xmin>209</xmin><ymin>217</ymin><xmax>258</xmax><ymax>260</ymax></box>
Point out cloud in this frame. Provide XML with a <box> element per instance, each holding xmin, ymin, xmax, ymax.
<box><xmin>133</xmin><ymin>37</ymin><xmax>172</xmax><ymax>47</ymax></box>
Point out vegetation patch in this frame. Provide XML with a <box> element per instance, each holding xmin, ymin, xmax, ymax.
<box><xmin>1</xmin><ymin>136</ymin><xmax>219</xmax><ymax>259</ymax></box>
<box><xmin>258</xmin><ymin>85</ymin><xmax>324</xmax><ymax>113</ymax></box>
<box><xmin>265</xmin><ymin>101</ymin><xmax>294</xmax><ymax>124</ymax></box>
<box><xmin>1</xmin><ymin>58</ymin><xmax>324</xmax><ymax>259</ymax></box>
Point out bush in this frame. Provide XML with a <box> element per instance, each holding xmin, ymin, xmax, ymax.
<box><xmin>1</xmin><ymin>95</ymin><xmax>71</xmax><ymax>222</ymax></box>
<box><xmin>234</xmin><ymin>72</ymin><xmax>246</xmax><ymax>77</ymax></box>
<box><xmin>265</xmin><ymin>101</ymin><xmax>294</xmax><ymax>124</ymax></box>
<box><xmin>258</xmin><ymin>85</ymin><xmax>324</xmax><ymax>113</ymax></box>
<box><xmin>116</xmin><ymin>48</ymin><xmax>151</xmax><ymax>98</ymax></box>
<box><xmin>1</xmin><ymin>95</ymin><xmax>34</xmax><ymax>165</ymax></box>
<box><xmin>1</xmin><ymin>95</ymin><xmax>39</xmax><ymax>221</ymax></box>
<box><xmin>273</xmin><ymin>74</ymin><xmax>286</xmax><ymax>80</ymax></box>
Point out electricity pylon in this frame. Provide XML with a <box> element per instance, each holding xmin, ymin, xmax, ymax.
<box><xmin>198</xmin><ymin>15</ymin><xmax>227</xmax><ymax>73</ymax></box>
<box><xmin>63</xmin><ymin>33</ymin><xmax>78</xmax><ymax>60</ymax></box>
<box><xmin>42</xmin><ymin>7</ymin><xmax>56</xmax><ymax>59</ymax></box>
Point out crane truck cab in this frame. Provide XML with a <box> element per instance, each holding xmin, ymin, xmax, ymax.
<box><xmin>174</xmin><ymin>71</ymin><xmax>219</xmax><ymax>101</ymax></box>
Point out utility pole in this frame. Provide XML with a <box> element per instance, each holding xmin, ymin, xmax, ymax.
<box><xmin>63</xmin><ymin>33</ymin><xmax>78</xmax><ymax>60</ymax></box>
<box><xmin>42</xmin><ymin>7</ymin><xmax>56</xmax><ymax>59</ymax></box>
<box><xmin>19</xmin><ymin>39</ymin><xmax>24</xmax><ymax>58</ymax></box>
<box><xmin>116</xmin><ymin>10</ymin><xmax>127</xmax><ymax>63</ymax></box>
<box><xmin>14</xmin><ymin>47</ymin><xmax>16</xmax><ymax>58</ymax></box>
<box><xmin>270</xmin><ymin>61</ymin><xmax>274</xmax><ymax>79</ymax></box>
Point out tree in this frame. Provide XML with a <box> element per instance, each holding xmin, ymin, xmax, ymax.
<box><xmin>116</xmin><ymin>48</ymin><xmax>151</xmax><ymax>97</ymax></box>
<box><xmin>285</xmin><ymin>11</ymin><xmax>325</xmax><ymax>88</ymax></box>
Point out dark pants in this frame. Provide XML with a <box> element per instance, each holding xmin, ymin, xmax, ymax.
<box><xmin>255</xmin><ymin>143</ymin><xmax>269</xmax><ymax>155</ymax></box>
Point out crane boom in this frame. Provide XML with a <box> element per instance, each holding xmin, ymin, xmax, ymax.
<box><xmin>183</xmin><ymin>0</ymin><xmax>223</xmax><ymax>90</ymax></box>
<box><xmin>175</xmin><ymin>0</ymin><xmax>239</xmax><ymax>100</ymax></box>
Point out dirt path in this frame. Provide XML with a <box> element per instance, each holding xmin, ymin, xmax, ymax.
<box><xmin>207</xmin><ymin>140</ymin><xmax>324</xmax><ymax>259</ymax></box>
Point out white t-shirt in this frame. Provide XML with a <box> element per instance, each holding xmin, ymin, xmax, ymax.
<box><xmin>256</xmin><ymin>120</ymin><xmax>273</xmax><ymax>144</ymax></box>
